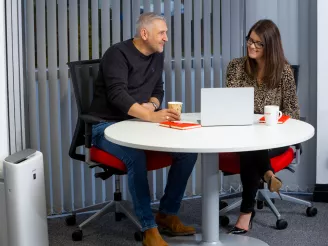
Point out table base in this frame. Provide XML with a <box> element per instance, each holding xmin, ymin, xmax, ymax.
<box><xmin>164</xmin><ymin>233</ymin><xmax>269</xmax><ymax>246</ymax></box>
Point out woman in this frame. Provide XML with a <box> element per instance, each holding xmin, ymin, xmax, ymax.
<box><xmin>226</xmin><ymin>19</ymin><xmax>300</xmax><ymax>234</ymax></box>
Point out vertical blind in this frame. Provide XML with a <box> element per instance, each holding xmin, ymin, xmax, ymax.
<box><xmin>25</xmin><ymin>0</ymin><xmax>244</xmax><ymax>215</ymax></box>
<box><xmin>6</xmin><ymin>0</ymin><xmax>26</xmax><ymax>155</ymax></box>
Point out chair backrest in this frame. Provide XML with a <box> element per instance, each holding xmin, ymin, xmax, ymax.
<box><xmin>68</xmin><ymin>59</ymin><xmax>101</xmax><ymax>114</ymax></box>
<box><xmin>291</xmin><ymin>65</ymin><xmax>299</xmax><ymax>90</ymax></box>
<box><xmin>67</xmin><ymin>59</ymin><xmax>101</xmax><ymax>161</ymax></box>
<box><xmin>290</xmin><ymin>65</ymin><xmax>302</xmax><ymax>155</ymax></box>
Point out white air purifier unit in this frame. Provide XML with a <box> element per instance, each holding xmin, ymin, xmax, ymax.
<box><xmin>3</xmin><ymin>149</ymin><xmax>49</xmax><ymax>246</ymax></box>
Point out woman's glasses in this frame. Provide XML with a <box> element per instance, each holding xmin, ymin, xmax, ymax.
<box><xmin>246</xmin><ymin>36</ymin><xmax>264</xmax><ymax>49</ymax></box>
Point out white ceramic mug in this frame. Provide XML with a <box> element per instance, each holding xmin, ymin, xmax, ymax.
<box><xmin>264</xmin><ymin>105</ymin><xmax>282</xmax><ymax>126</ymax></box>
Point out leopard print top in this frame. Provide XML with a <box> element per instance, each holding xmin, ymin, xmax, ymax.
<box><xmin>226</xmin><ymin>57</ymin><xmax>300</xmax><ymax>119</ymax></box>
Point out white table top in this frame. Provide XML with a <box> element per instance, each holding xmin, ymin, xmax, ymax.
<box><xmin>104</xmin><ymin>113</ymin><xmax>315</xmax><ymax>153</ymax></box>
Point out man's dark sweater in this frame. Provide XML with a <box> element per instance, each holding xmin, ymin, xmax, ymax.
<box><xmin>89</xmin><ymin>39</ymin><xmax>164</xmax><ymax>121</ymax></box>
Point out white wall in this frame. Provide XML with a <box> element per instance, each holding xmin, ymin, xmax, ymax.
<box><xmin>0</xmin><ymin>0</ymin><xmax>9</xmax><ymax>178</ymax></box>
<box><xmin>316</xmin><ymin>0</ymin><xmax>328</xmax><ymax>184</ymax></box>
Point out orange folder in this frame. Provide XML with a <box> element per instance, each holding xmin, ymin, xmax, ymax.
<box><xmin>159</xmin><ymin>121</ymin><xmax>201</xmax><ymax>130</ymax></box>
<box><xmin>259</xmin><ymin>115</ymin><xmax>290</xmax><ymax>124</ymax></box>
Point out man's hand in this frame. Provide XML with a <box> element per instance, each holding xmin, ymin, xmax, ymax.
<box><xmin>128</xmin><ymin>103</ymin><xmax>180</xmax><ymax>123</ymax></box>
<box><xmin>148</xmin><ymin>109</ymin><xmax>180</xmax><ymax>123</ymax></box>
<box><xmin>141</xmin><ymin>102</ymin><xmax>156</xmax><ymax>112</ymax></box>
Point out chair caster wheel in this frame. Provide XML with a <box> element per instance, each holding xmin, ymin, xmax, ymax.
<box><xmin>306</xmin><ymin>207</ymin><xmax>317</xmax><ymax>217</ymax></box>
<box><xmin>276</xmin><ymin>219</ymin><xmax>288</xmax><ymax>230</ymax></box>
<box><xmin>134</xmin><ymin>231</ymin><xmax>143</xmax><ymax>241</ymax></box>
<box><xmin>115</xmin><ymin>212</ymin><xmax>126</xmax><ymax>221</ymax></box>
<box><xmin>257</xmin><ymin>201</ymin><xmax>264</xmax><ymax>209</ymax></box>
<box><xmin>220</xmin><ymin>200</ymin><xmax>228</xmax><ymax>209</ymax></box>
<box><xmin>72</xmin><ymin>229</ymin><xmax>83</xmax><ymax>241</ymax></box>
<box><xmin>65</xmin><ymin>215</ymin><xmax>76</xmax><ymax>226</ymax></box>
<box><xmin>219</xmin><ymin>215</ymin><xmax>230</xmax><ymax>226</ymax></box>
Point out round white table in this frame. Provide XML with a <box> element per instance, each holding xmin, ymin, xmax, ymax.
<box><xmin>105</xmin><ymin>113</ymin><xmax>315</xmax><ymax>246</ymax></box>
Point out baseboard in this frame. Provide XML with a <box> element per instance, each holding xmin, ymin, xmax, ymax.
<box><xmin>313</xmin><ymin>184</ymin><xmax>328</xmax><ymax>202</ymax></box>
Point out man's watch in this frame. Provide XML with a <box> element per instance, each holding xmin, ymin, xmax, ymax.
<box><xmin>150</xmin><ymin>101</ymin><xmax>158</xmax><ymax>110</ymax></box>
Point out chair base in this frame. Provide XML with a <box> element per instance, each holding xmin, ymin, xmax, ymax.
<box><xmin>65</xmin><ymin>192</ymin><xmax>151</xmax><ymax>241</ymax></box>
<box><xmin>219</xmin><ymin>189</ymin><xmax>316</xmax><ymax>230</ymax></box>
<box><xmin>220</xmin><ymin>191</ymin><xmax>243</xmax><ymax>201</ymax></box>
<box><xmin>256</xmin><ymin>189</ymin><xmax>313</xmax><ymax>220</ymax></box>
<box><xmin>77</xmin><ymin>199</ymin><xmax>141</xmax><ymax>230</ymax></box>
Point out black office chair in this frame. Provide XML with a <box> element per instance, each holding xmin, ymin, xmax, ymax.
<box><xmin>291</xmin><ymin>65</ymin><xmax>300</xmax><ymax>89</ymax></box>
<box><xmin>219</xmin><ymin>64</ymin><xmax>317</xmax><ymax>230</ymax></box>
<box><xmin>64</xmin><ymin>59</ymin><xmax>173</xmax><ymax>241</ymax></box>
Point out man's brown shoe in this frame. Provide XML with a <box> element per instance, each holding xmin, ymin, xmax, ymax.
<box><xmin>155</xmin><ymin>213</ymin><xmax>196</xmax><ymax>236</ymax></box>
<box><xmin>142</xmin><ymin>228</ymin><xmax>168</xmax><ymax>246</ymax></box>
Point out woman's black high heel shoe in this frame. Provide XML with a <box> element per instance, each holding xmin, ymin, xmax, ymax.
<box><xmin>228</xmin><ymin>211</ymin><xmax>256</xmax><ymax>235</ymax></box>
<box><xmin>268</xmin><ymin>175</ymin><xmax>283</xmax><ymax>200</ymax></box>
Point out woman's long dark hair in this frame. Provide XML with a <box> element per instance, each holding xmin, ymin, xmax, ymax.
<box><xmin>245</xmin><ymin>19</ymin><xmax>287</xmax><ymax>89</ymax></box>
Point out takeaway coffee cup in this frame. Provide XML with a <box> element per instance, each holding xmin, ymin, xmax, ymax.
<box><xmin>168</xmin><ymin>101</ymin><xmax>183</xmax><ymax>114</ymax></box>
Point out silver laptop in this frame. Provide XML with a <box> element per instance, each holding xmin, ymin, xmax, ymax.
<box><xmin>200</xmin><ymin>87</ymin><xmax>254</xmax><ymax>126</ymax></box>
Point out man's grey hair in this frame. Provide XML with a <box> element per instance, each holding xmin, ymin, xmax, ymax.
<box><xmin>135</xmin><ymin>12</ymin><xmax>166</xmax><ymax>38</ymax></box>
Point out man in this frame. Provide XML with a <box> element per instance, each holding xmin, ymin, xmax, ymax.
<box><xmin>89</xmin><ymin>12</ymin><xmax>197</xmax><ymax>246</ymax></box>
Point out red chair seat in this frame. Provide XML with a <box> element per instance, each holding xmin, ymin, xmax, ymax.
<box><xmin>219</xmin><ymin>148</ymin><xmax>294</xmax><ymax>174</ymax></box>
<box><xmin>90</xmin><ymin>147</ymin><xmax>173</xmax><ymax>173</ymax></box>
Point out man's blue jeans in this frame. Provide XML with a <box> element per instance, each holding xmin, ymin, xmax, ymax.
<box><xmin>92</xmin><ymin>122</ymin><xmax>197</xmax><ymax>232</ymax></box>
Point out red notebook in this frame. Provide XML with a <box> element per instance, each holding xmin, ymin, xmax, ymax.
<box><xmin>259</xmin><ymin>115</ymin><xmax>290</xmax><ymax>124</ymax></box>
<box><xmin>159</xmin><ymin>121</ymin><xmax>201</xmax><ymax>130</ymax></box>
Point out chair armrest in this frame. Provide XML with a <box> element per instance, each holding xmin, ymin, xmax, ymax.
<box><xmin>295</xmin><ymin>144</ymin><xmax>302</xmax><ymax>164</ymax></box>
<box><xmin>295</xmin><ymin>143</ymin><xmax>302</xmax><ymax>153</ymax></box>
<box><xmin>288</xmin><ymin>143</ymin><xmax>302</xmax><ymax>167</ymax></box>
<box><xmin>80</xmin><ymin>114</ymin><xmax>106</xmax><ymax>124</ymax></box>
<box><xmin>290</xmin><ymin>143</ymin><xmax>302</xmax><ymax>154</ymax></box>
<box><xmin>80</xmin><ymin>114</ymin><xmax>107</xmax><ymax>148</ymax></box>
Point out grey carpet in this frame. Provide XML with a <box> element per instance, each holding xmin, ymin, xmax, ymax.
<box><xmin>48</xmin><ymin>196</ymin><xmax>328</xmax><ymax>246</ymax></box>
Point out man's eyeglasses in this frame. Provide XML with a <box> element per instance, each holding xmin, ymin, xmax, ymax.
<box><xmin>245</xmin><ymin>36</ymin><xmax>264</xmax><ymax>49</ymax></box>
